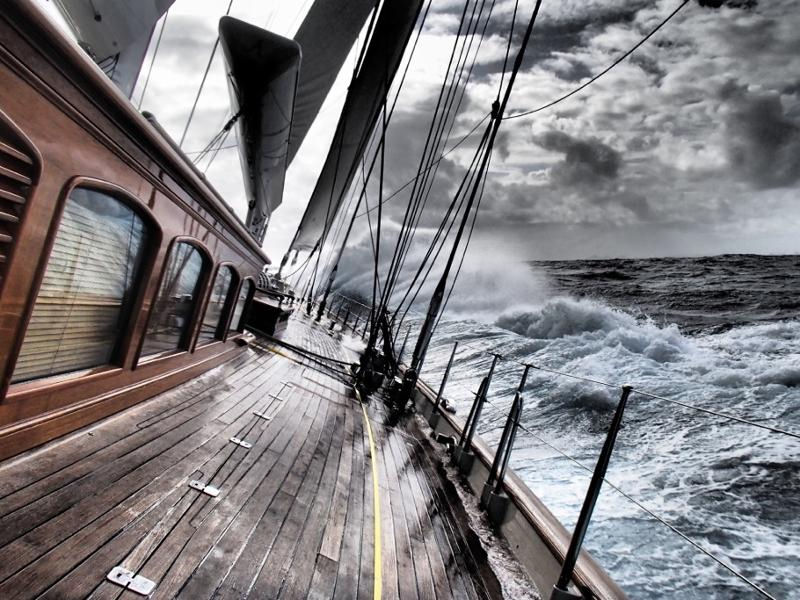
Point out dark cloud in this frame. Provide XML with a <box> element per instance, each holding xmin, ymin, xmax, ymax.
<box><xmin>721</xmin><ymin>81</ymin><xmax>800</xmax><ymax>189</ymax></box>
<box><xmin>533</xmin><ymin>130</ymin><xmax>622</xmax><ymax>185</ymax></box>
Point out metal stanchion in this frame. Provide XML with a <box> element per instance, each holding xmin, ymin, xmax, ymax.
<box><xmin>481</xmin><ymin>364</ymin><xmax>531</xmax><ymax>524</ymax></box>
<box><xmin>452</xmin><ymin>354</ymin><xmax>500</xmax><ymax>475</ymax></box>
<box><xmin>429</xmin><ymin>341</ymin><xmax>458</xmax><ymax>429</ymax></box>
<box><xmin>550</xmin><ymin>385</ymin><xmax>632</xmax><ymax>600</ymax></box>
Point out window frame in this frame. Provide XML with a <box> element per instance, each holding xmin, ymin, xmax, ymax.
<box><xmin>228</xmin><ymin>277</ymin><xmax>255</xmax><ymax>336</ymax></box>
<box><xmin>5</xmin><ymin>177</ymin><xmax>161</xmax><ymax>391</ymax></box>
<box><xmin>135</xmin><ymin>236</ymin><xmax>213</xmax><ymax>364</ymax></box>
<box><xmin>195</xmin><ymin>262</ymin><xmax>239</xmax><ymax>349</ymax></box>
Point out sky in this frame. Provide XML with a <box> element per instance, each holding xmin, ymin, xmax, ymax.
<box><xmin>40</xmin><ymin>0</ymin><xmax>800</xmax><ymax>262</ymax></box>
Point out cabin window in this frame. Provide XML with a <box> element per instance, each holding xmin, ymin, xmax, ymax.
<box><xmin>12</xmin><ymin>188</ymin><xmax>149</xmax><ymax>383</ymax></box>
<box><xmin>197</xmin><ymin>265</ymin><xmax>235</xmax><ymax>344</ymax></box>
<box><xmin>229</xmin><ymin>279</ymin><xmax>253</xmax><ymax>333</ymax></box>
<box><xmin>141</xmin><ymin>242</ymin><xmax>206</xmax><ymax>356</ymax></box>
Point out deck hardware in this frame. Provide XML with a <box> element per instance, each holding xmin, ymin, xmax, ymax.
<box><xmin>453</xmin><ymin>354</ymin><xmax>500</xmax><ymax>475</ymax></box>
<box><xmin>434</xmin><ymin>433</ymin><xmax>456</xmax><ymax>446</ymax></box>
<box><xmin>268</xmin><ymin>393</ymin><xmax>286</xmax><ymax>401</ymax></box>
<box><xmin>229</xmin><ymin>437</ymin><xmax>252</xmax><ymax>449</ymax></box>
<box><xmin>550</xmin><ymin>385</ymin><xmax>633</xmax><ymax>600</ymax></box>
<box><xmin>429</xmin><ymin>342</ymin><xmax>458</xmax><ymax>429</ymax></box>
<box><xmin>253</xmin><ymin>411</ymin><xmax>271</xmax><ymax>420</ymax></box>
<box><xmin>106</xmin><ymin>567</ymin><xmax>156</xmax><ymax>595</ymax></box>
<box><xmin>189</xmin><ymin>480</ymin><xmax>220</xmax><ymax>497</ymax></box>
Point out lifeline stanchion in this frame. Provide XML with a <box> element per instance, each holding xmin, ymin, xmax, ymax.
<box><xmin>550</xmin><ymin>385</ymin><xmax>632</xmax><ymax>600</ymax></box>
<box><xmin>480</xmin><ymin>364</ymin><xmax>531</xmax><ymax>524</ymax></box>
<box><xmin>429</xmin><ymin>341</ymin><xmax>458</xmax><ymax>429</ymax></box>
<box><xmin>397</xmin><ymin>326</ymin><xmax>411</xmax><ymax>364</ymax></box>
<box><xmin>452</xmin><ymin>353</ymin><xmax>500</xmax><ymax>475</ymax></box>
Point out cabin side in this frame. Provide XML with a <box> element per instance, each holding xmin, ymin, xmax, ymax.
<box><xmin>0</xmin><ymin>0</ymin><xmax>267</xmax><ymax>460</ymax></box>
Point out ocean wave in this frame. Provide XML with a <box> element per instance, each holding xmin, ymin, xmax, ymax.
<box><xmin>494</xmin><ymin>296</ymin><xmax>688</xmax><ymax>363</ymax></box>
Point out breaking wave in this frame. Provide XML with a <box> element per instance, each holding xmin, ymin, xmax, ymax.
<box><xmin>494</xmin><ymin>296</ymin><xmax>688</xmax><ymax>363</ymax></box>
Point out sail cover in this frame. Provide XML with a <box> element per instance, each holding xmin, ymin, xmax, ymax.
<box><xmin>219</xmin><ymin>17</ymin><xmax>300</xmax><ymax>245</ymax></box>
<box><xmin>290</xmin><ymin>0</ymin><xmax>425</xmax><ymax>251</ymax></box>
<box><xmin>53</xmin><ymin>0</ymin><xmax>175</xmax><ymax>98</ymax></box>
<box><xmin>287</xmin><ymin>0</ymin><xmax>376</xmax><ymax>165</ymax></box>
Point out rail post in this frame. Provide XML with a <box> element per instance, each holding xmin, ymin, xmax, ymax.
<box><xmin>452</xmin><ymin>354</ymin><xmax>500</xmax><ymax>475</ymax></box>
<box><xmin>397</xmin><ymin>326</ymin><xmax>411</xmax><ymax>364</ymax></box>
<box><xmin>429</xmin><ymin>341</ymin><xmax>458</xmax><ymax>429</ymax></box>
<box><xmin>550</xmin><ymin>385</ymin><xmax>632</xmax><ymax>600</ymax></box>
<box><xmin>353</xmin><ymin>313</ymin><xmax>360</xmax><ymax>333</ymax></box>
<box><xmin>481</xmin><ymin>364</ymin><xmax>530</xmax><ymax>525</ymax></box>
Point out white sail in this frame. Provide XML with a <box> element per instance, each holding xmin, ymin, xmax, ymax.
<box><xmin>290</xmin><ymin>0</ymin><xmax>426</xmax><ymax>252</ymax></box>
<box><xmin>288</xmin><ymin>0</ymin><xmax>376</xmax><ymax>165</ymax></box>
<box><xmin>53</xmin><ymin>0</ymin><xmax>174</xmax><ymax>98</ymax></box>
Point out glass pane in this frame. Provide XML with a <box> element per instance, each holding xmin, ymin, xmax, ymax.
<box><xmin>13</xmin><ymin>188</ymin><xmax>148</xmax><ymax>383</ymax></box>
<box><xmin>229</xmin><ymin>280</ymin><xmax>252</xmax><ymax>333</ymax></box>
<box><xmin>197</xmin><ymin>266</ymin><xmax>234</xmax><ymax>344</ymax></box>
<box><xmin>141</xmin><ymin>243</ymin><xmax>204</xmax><ymax>356</ymax></box>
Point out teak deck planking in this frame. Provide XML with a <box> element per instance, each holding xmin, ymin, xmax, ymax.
<box><xmin>0</xmin><ymin>315</ymin><xmax>503</xmax><ymax>599</ymax></box>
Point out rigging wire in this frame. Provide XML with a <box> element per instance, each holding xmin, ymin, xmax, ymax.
<box><xmin>504</xmin><ymin>0</ymin><xmax>691</xmax><ymax>120</ymax></box>
<box><xmin>355</xmin><ymin>112</ymin><xmax>489</xmax><ymax>219</ymax></box>
<box><xmin>391</xmin><ymin>126</ymin><xmax>491</xmax><ymax>333</ymax></box>
<box><xmin>514</xmin><ymin>422</ymin><xmax>777</xmax><ymax>599</ymax></box>
<box><xmin>184</xmin><ymin>143</ymin><xmax>238</xmax><ymax>156</ymax></box>
<box><xmin>179</xmin><ymin>0</ymin><xmax>235</xmax><ymax>148</ymax></box>
<box><xmin>380</xmin><ymin>0</ymin><xmax>498</xmax><ymax>316</ymax></box>
<box><xmin>393</xmin><ymin>0</ymin><xmax>516</xmax><ymax>332</ymax></box>
<box><xmin>136</xmin><ymin>9</ymin><xmax>169</xmax><ymax>110</ymax></box>
<box><xmin>364</xmin><ymin>0</ymin><xmax>496</xmax><ymax>345</ymax></box>
<box><xmin>203</xmin><ymin>126</ymin><xmax>234</xmax><ymax>173</ymax></box>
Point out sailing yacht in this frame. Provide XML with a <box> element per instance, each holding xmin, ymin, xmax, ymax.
<box><xmin>0</xmin><ymin>0</ymin><xmax>646</xmax><ymax>598</ymax></box>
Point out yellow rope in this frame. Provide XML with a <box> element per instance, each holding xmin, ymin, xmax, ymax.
<box><xmin>359</xmin><ymin>396</ymin><xmax>382</xmax><ymax>599</ymax></box>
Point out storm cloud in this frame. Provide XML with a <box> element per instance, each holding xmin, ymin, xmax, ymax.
<box><xmin>533</xmin><ymin>130</ymin><xmax>622</xmax><ymax>185</ymax></box>
<box><xmin>721</xmin><ymin>81</ymin><xmax>800</xmax><ymax>189</ymax></box>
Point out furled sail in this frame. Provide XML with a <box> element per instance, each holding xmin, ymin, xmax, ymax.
<box><xmin>53</xmin><ymin>0</ymin><xmax>174</xmax><ymax>98</ymax></box>
<box><xmin>287</xmin><ymin>0</ymin><xmax>376</xmax><ymax>165</ymax></box>
<box><xmin>219</xmin><ymin>16</ymin><xmax>301</xmax><ymax>245</ymax></box>
<box><xmin>290</xmin><ymin>0</ymin><xmax>425</xmax><ymax>251</ymax></box>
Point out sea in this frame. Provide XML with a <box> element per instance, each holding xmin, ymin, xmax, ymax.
<box><xmin>418</xmin><ymin>254</ymin><xmax>800</xmax><ymax>599</ymax></box>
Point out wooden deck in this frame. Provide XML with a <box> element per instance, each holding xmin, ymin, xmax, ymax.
<box><xmin>0</xmin><ymin>314</ymin><xmax>503</xmax><ymax>599</ymax></box>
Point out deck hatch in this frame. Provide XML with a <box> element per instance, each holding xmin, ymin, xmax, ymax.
<box><xmin>189</xmin><ymin>480</ymin><xmax>220</xmax><ymax>497</ymax></box>
<box><xmin>0</xmin><ymin>115</ymin><xmax>37</xmax><ymax>292</ymax></box>
<box><xmin>106</xmin><ymin>566</ymin><xmax>156</xmax><ymax>595</ymax></box>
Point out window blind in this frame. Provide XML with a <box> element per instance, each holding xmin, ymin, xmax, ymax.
<box><xmin>13</xmin><ymin>188</ymin><xmax>148</xmax><ymax>383</ymax></box>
